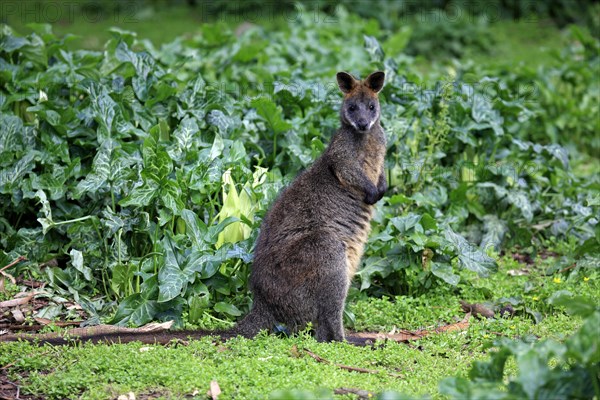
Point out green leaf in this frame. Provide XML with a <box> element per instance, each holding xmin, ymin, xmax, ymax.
<box><xmin>0</xmin><ymin>152</ymin><xmax>36</xmax><ymax>193</ymax></box>
<box><xmin>566</xmin><ymin>311</ymin><xmax>600</xmax><ymax>364</ymax></box>
<box><xmin>480</xmin><ymin>215</ymin><xmax>507</xmax><ymax>252</ymax></box>
<box><xmin>157</xmin><ymin>238</ymin><xmax>187</xmax><ymax>303</ymax></box>
<box><xmin>383</xmin><ymin>26</ymin><xmax>412</xmax><ymax>55</ymax></box>
<box><xmin>208</xmin><ymin>134</ymin><xmax>225</xmax><ymax>161</ymax></box>
<box><xmin>73</xmin><ymin>141</ymin><xmax>113</xmax><ymax>199</ymax></box>
<box><xmin>445</xmin><ymin>229</ymin><xmax>497</xmax><ymax>277</ymax></box>
<box><xmin>438</xmin><ymin>377</ymin><xmax>471</xmax><ymax>398</ymax></box>
<box><xmin>161</xmin><ymin>180</ymin><xmax>184</xmax><ymax>215</ymax></box>
<box><xmin>214</xmin><ymin>302</ymin><xmax>242</xmax><ymax>316</ymax></box>
<box><xmin>120</xmin><ymin>179</ymin><xmax>160</xmax><ymax>207</ymax></box>
<box><xmin>469</xmin><ymin>348</ymin><xmax>511</xmax><ymax>383</ymax></box>
<box><xmin>250</xmin><ymin>97</ymin><xmax>292</xmax><ymax>134</ymax></box>
<box><xmin>390</xmin><ymin>213</ymin><xmax>421</xmax><ymax>234</ymax></box>
<box><xmin>431</xmin><ymin>262</ymin><xmax>460</xmax><ymax>286</ymax></box>
<box><xmin>549</xmin><ymin>292</ymin><xmax>597</xmax><ymax>317</ymax></box>
<box><xmin>364</xmin><ymin>35</ymin><xmax>385</xmax><ymax>62</ymax></box>
<box><xmin>181</xmin><ymin>209</ymin><xmax>208</xmax><ymax>248</ymax></box>
<box><xmin>109</xmin><ymin>293</ymin><xmax>158</xmax><ymax>326</ymax></box>
<box><xmin>507</xmin><ymin>191</ymin><xmax>533</xmax><ymax>222</ymax></box>
<box><xmin>356</xmin><ymin>257</ymin><xmax>392</xmax><ymax>291</ymax></box>
<box><xmin>514</xmin><ymin>349</ymin><xmax>549</xmax><ymax>399</ymax></box>
<box><xmin>69</xmin><ymin>249</ymin><xmax>92</xmax><ymax>281</ymax></box>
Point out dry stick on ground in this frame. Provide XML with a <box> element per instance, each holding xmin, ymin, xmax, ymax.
<box><xmin>559</xmin><ymin>264</ymin><xmax>576</xmax><ymax>274</ymax></box>
<box><xmin>303</xmin><ymin>348</ymin><xmax>403</xmax><ymax>378</ymax></box>
<box><xmin>0</xmin><ymin>293</ymin><xmax>35</xmax><ymax>309</ymax></box>
<box><xmin>350</xmin><ymin>313</ymin><xmax>471</xmax><ymax>343</ymax></box>
<box><xmin>0</xmin><ymin>255</ymin><xmax>26</xmax><ymax>286</ymax></box>
<box><xmin>0</xmin><ymin>256</ymin><xmax>27</xmax><ymax>273</ymax></box>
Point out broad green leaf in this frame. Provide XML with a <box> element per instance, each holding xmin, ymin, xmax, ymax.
<box><xmin>181</xmin><ymin>209</ymin><xmax>208</xmax><ymax>248</ymax></box>
<box><xmin>364</xmin><ymin>35</ymin><xmax>385</xmax><ymax>62</ymax></box>
<box><xmin>214</xmin><ymin>302</ymin><xmax>242</xmax><ymax>316</ymax></box>
<box><xmin>250</xmin><ymin>97</ymin><xmax>292</xmax><ymax>134</ymax></box>
<box><xmin>0</xmin><ymin>152</ymin><xmax>36</xmax><ymax>193</ymax></box>
<box><xmin>158</xmin><ymin>239</ymin><xmax>187</xmax><ymax>303</ymax></box>
<box><xmin>514</xmin><ymin>349</ymin><xmax>549</xmax><ymax>399</ymax></box>
<box><xmin>507</xmin><ymin>191</ymin><xmax>533</xmax><ymax>222</ymax></box>
<box><xmin>431</xmin><ymin>262</ymin><xmax>460</xmax><ymax>286</ymax></box>
<box><xmin>73</xmin><ymin>141</ymin><xmax>113</xmax><ymax>199</ymax></box>
<box><xmin>566</xmin><ymin>311</ymin><xmax>600</xmax><ymax>364</ymax></box>
<box><xmin>480</xmin><ymin>215</ymin><xmax>507</xmax><ymax>252</ymax></box>
<box><xmin>161</xmin><ymin>180</ymin><xmax>184</xmax><ymax>215</ymax></box>
<box><xmin>356</xmin><ymin>257</ymin><xmax>392</xmax><ymax>291</ymax></box>
<box><xmin>549</xmin><ymin>292</ymin><xmax>597</xmax><ymax>317</ymax></box>
<box><xmin>445</xmin><ymin>229</ymin><xmax>497</xmax><ymax>277</ymax></box>
<box><xmin>119</xmin><ymin>179</ymin><xmax>160</xmax><ymax>207</ymax></box>
<box><xmin>390</xmin><ymin>213</ymin><xmax>421</xmax><ymax>234</ymax></box>
<box><xmin>207</xmin><ymin>110</ymin><xmax>234</xmax><ymax>134</ymax></box>
<box><xmin>208</xmin><ymin>134</ymin><xmax>225</xmax><ymax>161</ymax></box>
<box><xmin>69</xmin><ymin>249</ymin><xmax>92</xmax><ymax>281</ymax></box>
<box><xmin>468</xmin><ymin>347</ymin><xmax>511</xmax><ymax>382</ymax></box>
<box><xmin>383</xmin><ymin>26</ymin><xmax>412</xmax><ymax>55</ymax></box>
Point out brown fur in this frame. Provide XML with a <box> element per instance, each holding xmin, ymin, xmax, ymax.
<box><xmin>233</xmin><ymin>71</ymin><xmax>387</xmax><ymax>342</ymax></box>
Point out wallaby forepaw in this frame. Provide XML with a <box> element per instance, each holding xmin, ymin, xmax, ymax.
<box><xmin>364</xmin><ymin>187</ymin><xmax>380</xmax><ymax>205</ymax></box>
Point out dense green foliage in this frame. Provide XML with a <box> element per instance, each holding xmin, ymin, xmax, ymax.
<box><xmin>1</xmin><ymin>8</ymin><xmax>598</xmax><ymax>329</ymax></box>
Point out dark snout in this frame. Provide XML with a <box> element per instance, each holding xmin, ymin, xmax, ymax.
<box><xmin>357</xmin><ymin>119</ymin><xmax>368</xmax><ymax>131</ymax></box>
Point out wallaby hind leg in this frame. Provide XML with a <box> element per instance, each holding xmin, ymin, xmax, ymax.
<box><xmin>315</xmin><ymin>252</ymin><xmax>349</xmax><ymax>342</ymax></box>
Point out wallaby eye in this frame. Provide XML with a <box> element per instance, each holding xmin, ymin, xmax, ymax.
<box><xmin>348</xmin><ymin>105</ymin><xmax>356</xmax><ymax>112</ymax></box>
<box><xmin>369</xmin><ymin>104</ymin><xmax>375</xmax><ymax>111</ymax></box>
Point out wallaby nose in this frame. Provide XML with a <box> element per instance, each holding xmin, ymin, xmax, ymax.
<box><xmin>357</xmin><ymin>120</ymin><xmax>368</xmax><ymax>131</ymax></box>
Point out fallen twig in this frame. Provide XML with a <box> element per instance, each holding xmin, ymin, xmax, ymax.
<box><xmin>303</xmin><ymin>348</ymin><xmax>402</xmax><ymax>377</ymax></box>
<box><xmin>0</xmin><ymin>293</ymin><xmax>35</xmax><ymax>309</ymax></box>
<box><xmin>0</xmin><ymin>321</ymin><xmax>175</xmax><ymax>342</ymax></box>
<box><xmin>558</xmin><ymin>264</ymin><xmax>576</xmax><ymax>274</ymax></box>
<box><xmin>0</xmin><ymin>256</ymin><xmax>27</xmax><ymax>273</ymax></box>
<box><xmin>350</xmin><ymin>313</ymin><xmax>471</xmax><ymax>343</ymax></box>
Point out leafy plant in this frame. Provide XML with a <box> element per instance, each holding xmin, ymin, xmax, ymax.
<box><xmin>439</xmin><ymin>293</ymin><xmax>600</xmax><ymax>399</ymax></box>
<box><xmin>0</xmin><ymin>7</ymin><xmax>598</xmax><ymax>327</ymax></box>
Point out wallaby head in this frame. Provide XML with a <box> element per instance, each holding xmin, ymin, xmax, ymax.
<box><xmin>336</xmin><ymin>71</ymin><xmax>385</xmax><ymax>133</ymax></box>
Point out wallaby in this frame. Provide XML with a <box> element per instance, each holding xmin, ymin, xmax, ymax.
<box><xmin>233</xmin><ymin>71</ymin><xmax>387</xmax><ymax>342</ymax></box>
<box><xmin>0</xmin><ymin>71</ymin><xmax>386</xmax><ymax>346</ymax></box>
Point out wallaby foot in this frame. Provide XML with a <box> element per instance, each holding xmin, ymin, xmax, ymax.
<box><xmin>232</xmin><ymin>298</ymin><xmax>275</xmax><ymax>338</ymax></box>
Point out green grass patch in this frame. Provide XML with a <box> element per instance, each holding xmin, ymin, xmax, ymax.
<box><xmin>1</xmin><ymin>255</ymin><xmax>595</xmax><ymax>399</ymax></box>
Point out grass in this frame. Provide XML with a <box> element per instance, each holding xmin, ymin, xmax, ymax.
<box><xmin>1</xmin><ymin>3</ymin><xmax>290</xmax><ymax>50</ymax></box>
<box><xmin>1</xmin><ymin>254</ymin><xmax>596</xmax><ymax>399</ymax></box>
<box><xmin>3</xmin><ymin>3</ymin><xmax>569</xmax><ymax>72</ymax></box>
<box><xmin>466</xmin><ymin>19</ymin><xmax>569</xmax><ymax>68</ymax></box>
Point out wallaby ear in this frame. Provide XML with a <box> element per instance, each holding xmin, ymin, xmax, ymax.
<box><xmin>365</xmin><ymin>71</ymin><xmax>385</xmax><ymax>93</ymax></box>
<box><xmin>336</xmin><ymin>72</ymin><xmax>357</xmax><ymax>94</ymax></box>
